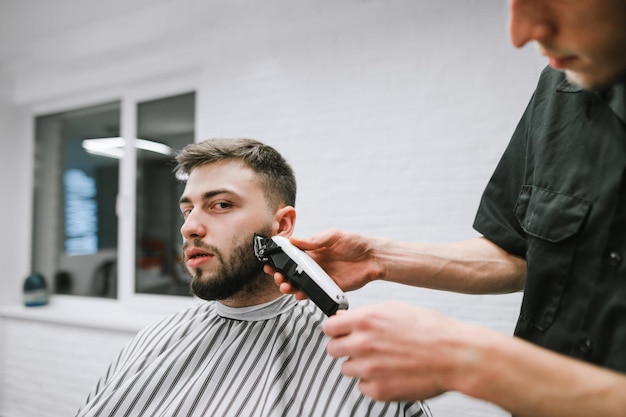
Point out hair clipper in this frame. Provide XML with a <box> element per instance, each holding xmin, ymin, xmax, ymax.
<box><xmin>253</xmin><ymin>234</ymin><xmax>349</xmax><ymax>316</ymax></box>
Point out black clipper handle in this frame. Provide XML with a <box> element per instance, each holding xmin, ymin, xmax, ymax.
<box><xmin>254</xmin><ymin>234</ymin><xmax>348</xmax><ymax>316</ymax></box>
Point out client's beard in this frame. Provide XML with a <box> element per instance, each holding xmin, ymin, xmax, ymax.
<box><xmin>185</xmin><ymin>230</ymin><xmax>271</xmax><ymax>301</ymax></box>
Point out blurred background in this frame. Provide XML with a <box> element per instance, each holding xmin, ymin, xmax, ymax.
<box><xmin>0</xmin><ymin>1</ymin><xmax>545</xmax><ymax>416</ymax></box>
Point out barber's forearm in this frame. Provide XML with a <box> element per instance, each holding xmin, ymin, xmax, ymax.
<box><xmin>372</xmin><ymin>236</ymin><xmax>526</xmax><ymax>294</ymax></box>
<box><xmin>454</xmin><ymin>328</ymin><xmax>626</xmax><ymax>417</ymax></box>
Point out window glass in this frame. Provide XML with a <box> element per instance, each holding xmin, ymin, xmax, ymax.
<box><xmin>135</xmin><ymin>92</ymin><xmax>195</xmax><ymax>296</ymax></box>
<box><xmin>32</xmin><ymin>102</ymin><xmax>120</xmax><ymax>298</ymax></box>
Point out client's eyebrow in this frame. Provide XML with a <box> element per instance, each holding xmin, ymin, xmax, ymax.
<box><xmin>179</xmin><ymin>189</ymin><xmax>233</xmax><ymax>205</ymax></box>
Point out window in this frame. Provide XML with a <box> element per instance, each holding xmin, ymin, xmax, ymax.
<box><xmin>31</xmin><ymin>91</ymin><xmax>196</xmax><ymax>300</ymax></box>
<box><xmin>33</xmin><ymin>102</ymin><xmax>121</xmax><ymax>298</ymax></box>
<box><xmin>135</xmin><ymin>92</ymin><xmax>195</xmax><ymax>296</ymax></box>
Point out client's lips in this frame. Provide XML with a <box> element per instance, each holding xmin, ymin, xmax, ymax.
<box><xmin>185</xmin><ymin>247</ymin><xmax>214</xmax><ymax>268</ymax></box>
<box><xmin>537</xmin><ymin>46</ymin><xmax>578</xmax><ymax>70</ymax></box>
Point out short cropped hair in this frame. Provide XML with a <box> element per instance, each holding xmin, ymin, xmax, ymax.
<box><xmin>174</xmin><ymin>138</ymin><xmax>296</xmax><ymax>209</ymax></box>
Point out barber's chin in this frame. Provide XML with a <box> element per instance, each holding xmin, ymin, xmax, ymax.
<box><xmin>563</xmin><ymin>70</ymin><xmax>592</xmax><ymax>90</ymax></box>
<box><xmin>564</xmin><ymin>68</ymin><xmax>626</xmax><ymax>91</ymax></box>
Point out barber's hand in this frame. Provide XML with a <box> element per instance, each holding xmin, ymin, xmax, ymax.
<box><xmin>323</xmin><ymin>302</ymin><xmax>473</xmax><ymax>402</ymax></box>
<box><xmin>268</xmin><ymin>229</ymin><xmax>381</xmax><ymax>298</ymax></box>
<box><xmin>267</xmin><ymin>266</ymin><xmax>310</xmax><ymax>300</ymax></box>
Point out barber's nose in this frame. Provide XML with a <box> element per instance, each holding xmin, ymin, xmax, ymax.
<box><xmin>508</xmin><ymin>0</ymin><xmax>555</xmax><ymax>48</ymax></box>
<box><xmin>180</xmin><ymin>210</ymin><xmax>206</xmax><ymax>239</ymax></box>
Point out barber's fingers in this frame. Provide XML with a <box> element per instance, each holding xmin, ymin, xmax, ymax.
<box><xmin>289</xmin><ymin>228</ymin><xmax>342</xmax><ymax>251</ymax></box>
<box><xmin>324</xmin><ymin>310</ymin><xmax>365</xmax><ymax>360</ymax></box>
<box><xmin>339</xmin><ymin>355</ymin><xmax>368</xmax><ymax>379</ymax></box>
<box><xmin>322</xmin><ymin>309</ymin><xmax>353</xmax><ymax>338</ymax></box>
<box><xmin>269</xmin><ymin>268</ymin><xmax>308</xmax><ymax>299</ymax></box>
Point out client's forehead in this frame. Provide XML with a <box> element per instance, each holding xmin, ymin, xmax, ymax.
<box><xmin>182</xmin><ymin>161</ymin><xmax>263</xmax><ymax>200</ymax></box>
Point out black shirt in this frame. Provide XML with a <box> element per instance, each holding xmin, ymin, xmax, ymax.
<box><xmin>473</xmin><ymin>66</ymin><xmax>626</xmax><ymax>371</ymax></box>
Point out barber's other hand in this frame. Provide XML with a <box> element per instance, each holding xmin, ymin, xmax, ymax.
<box><xmin>323</xmin><ymin>302</ymin><xmax>477</xmax><ymax>402</ymax></box>
<box><xmin>268</xmin><ymin>229</ymin><xmax>381</xmax><ymax>298</ymax></box>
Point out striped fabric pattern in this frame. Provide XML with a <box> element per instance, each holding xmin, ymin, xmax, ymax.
<box><xmin>75</xmin><ymin>296</ymin><xmax>432</xmax><ymax>417</ymax></box>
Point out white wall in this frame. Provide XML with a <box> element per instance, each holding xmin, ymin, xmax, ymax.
<box><xmin>0</xmin><ymin>1</ymin><xmax>547</xmax><ymax>416</ymax></box>
<box><xmin>0</xmin><ymin>317</ymin><xmax>135</xmax><ymax>417</ymax></box>
<box><xmin>0</xmin><ymin>70</ymin><xmax>27</xmax><ymax>307</ymax></box>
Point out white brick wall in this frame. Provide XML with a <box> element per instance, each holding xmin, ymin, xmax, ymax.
<box><xmin>0</xmin><ymin>317</ymin><xmax>134</xmax><ymax>417</ymax></box>
<box><xmin>0</xmin><ymin>1</ymin><xmax>547</xmax><ymax>416</ymax></box>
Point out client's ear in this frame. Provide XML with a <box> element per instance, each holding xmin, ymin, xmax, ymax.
<box><xmin>273</xmin><ymin>206</ymin><xmax>296</xmax><ymax>237</ymax></box>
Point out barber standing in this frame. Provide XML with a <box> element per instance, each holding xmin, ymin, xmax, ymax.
<box><xmin>272</xmin><ymin>1</ymin><xmax>626</xmax><ymax>416</ymax></box>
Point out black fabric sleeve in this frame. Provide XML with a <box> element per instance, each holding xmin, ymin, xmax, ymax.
<box><xmin>471</xmin><ymin>70</ymin><xmax>551</xmax><ymax>259</ymax></box>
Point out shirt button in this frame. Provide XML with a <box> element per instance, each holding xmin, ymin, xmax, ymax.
<box><xmin>608</xmin><ymin>251</ymin><xmax>622</xmax><ymax>267</ymax></box>
<box><xmin>579</xmin><ymin>339</ymin><xmax>593</xmax><ymax>356</ymax></box>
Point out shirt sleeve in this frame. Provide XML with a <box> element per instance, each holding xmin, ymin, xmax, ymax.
<box><xmin>471</xmin><ymin>74</ymin><xmax>547</xmax><ymax>259</ymax></box>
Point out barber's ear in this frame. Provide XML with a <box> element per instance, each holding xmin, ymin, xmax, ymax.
<box><xmin>273</xmin><ymin>206</ymin><xmax>296</xmax><ymax>237</ymax></box>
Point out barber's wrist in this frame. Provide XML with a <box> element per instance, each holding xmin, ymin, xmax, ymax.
<box><xmin>443</xmin><ymin>322</ymin><xmax>496</xmax><ymax>397</ymax></box>
<box><xmin>369</xmin><ymin>236</ymin><xmax>392</xmax><ymax>282</ymax></box>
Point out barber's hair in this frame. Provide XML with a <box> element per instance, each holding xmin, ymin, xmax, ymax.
<box><xmin>174</xmin><ymin>138</ymin><xmax>296</xmax><ymax>209</ymax></box>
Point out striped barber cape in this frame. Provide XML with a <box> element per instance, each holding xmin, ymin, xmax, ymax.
<box><xmin>75</xmin><ymin>296</ymin><xmax>432</xmax><ymax>417</ymax></box>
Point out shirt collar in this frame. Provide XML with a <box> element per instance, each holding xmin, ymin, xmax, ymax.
<box><xmin>555</xmin><ymin>77</ymin><xmax>583</xmax><ymax>93</ymax></box>
<box><xmin>555</xmin><ymin>75</ymin><xmax>626</xmax><ymax>124</ymax></box>
<box><xmin>608</xmin><ymin>83</ymin><xmax>626</xmax><ymax>125</ymax></box>
<box><xmin>215</xmin><ymin>295</ymin><xmax>297</xmax><ymax>321</ymax></box>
